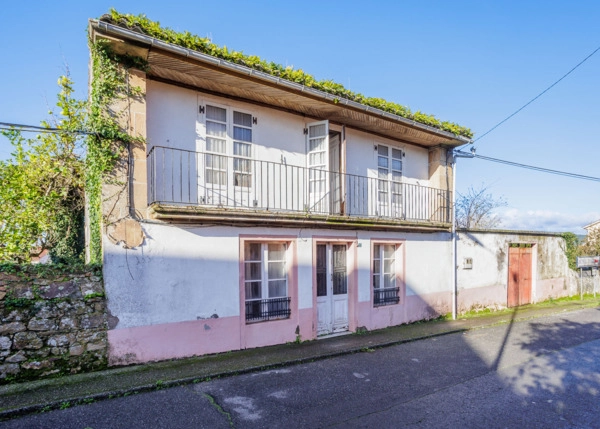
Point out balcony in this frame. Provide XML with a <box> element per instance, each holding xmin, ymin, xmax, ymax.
<box><xmin>147</xmin><ymin>146</ymin><xmax>452</xmax><ymax>229</ymax></box>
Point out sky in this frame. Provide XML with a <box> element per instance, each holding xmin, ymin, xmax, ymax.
<box><xmin>1</xmin><ymin>0</ymin><xmax>599</xmax><ymax>234</ymax></box>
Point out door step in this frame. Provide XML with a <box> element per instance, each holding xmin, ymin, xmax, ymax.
<box><xmin>317</xmin><ymin>330</ymin><xmax>351</xmax><ymax>340</ymax></box>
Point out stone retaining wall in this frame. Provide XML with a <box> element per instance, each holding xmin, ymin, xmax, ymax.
<box><xmin>0</xmin><ymin>266</ymin><xmax>107</xmax><ymax>384</ymax></box>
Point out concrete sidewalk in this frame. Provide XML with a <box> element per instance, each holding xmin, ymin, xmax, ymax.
<box><xmin>1</xmin><ymin>298</ymin><xmax>599</xmax><ymax>420</ymax></box>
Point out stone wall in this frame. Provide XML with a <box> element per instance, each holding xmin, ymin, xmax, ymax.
<box><xmin>0</xmin><ymin>266</ymin><xmax>107</xmax><ymax>384</ymax></box>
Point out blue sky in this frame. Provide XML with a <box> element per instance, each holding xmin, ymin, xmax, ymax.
<box><xmin>1</xmin><ymin>1</ymin><xmax>599</xmax><ymax>233</ymax></box>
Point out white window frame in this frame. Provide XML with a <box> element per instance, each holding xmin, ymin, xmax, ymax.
<box><xmin>244</xmin><ymin>242</ymin><xmax>290</xmax><ymax>322</ymax></box>
<box><xmin>372</xmin><ymin>242</ymin><xmax>400</xmax><ymax>307</ymax></box>
<box><xmin>204</xmin><ymin>103</ymin><xmax>229</xmax><ymax>187</ymax></box>
<box><xmin>376</xmin><ymin>144</ymin><xmax>403</xmax><ymax>216</ymax></box>
<box><xmin>232</xmin><ymin>109</ymin><xmax>253</xmax><ymax>188</ymax></box>
<box><xmin>201</xmin><ymin>102</ymin><xmax>255</xmax><ymax>188</ymax></box>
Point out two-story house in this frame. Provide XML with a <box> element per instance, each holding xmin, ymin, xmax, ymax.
<box><xmin>89</xmin><ymin>13</ymin><xmax>472</xmax><ymax>365</ymax></box>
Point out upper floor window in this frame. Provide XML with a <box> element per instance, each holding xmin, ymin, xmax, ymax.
<box><xmin>233</xmin><ymin>111</ymin><xmax>253</xmax><ymax>187</ymax></box>
<box><xmin>377</xmin><ymin>145</ymin><xmax>403</xmax><ymax>216</ymax></box>
<box><xmin>205</xmin><ymin>105</ymin><xmax>228</xmax><ymax>186</ymax></box>
<box><xmin>203</xmin><ymin>104</ymin><xmax>254</xmax><ymax>188</ymax></box>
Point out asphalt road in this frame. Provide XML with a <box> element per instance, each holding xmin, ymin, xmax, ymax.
<box><xmin>3</xmin><ymin>307</ymin><xmax>600</xmax><ymax>429</ymax></box>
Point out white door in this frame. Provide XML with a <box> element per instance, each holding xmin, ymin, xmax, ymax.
<box><xmin>316</xmin><ymin>244</ymin><xmax>349</xmax><ymax>335</ymax></box>
<box><xmin>231</xmin><ymin>109</ymin><xmax>254</xmax><ymax>208</ymax></box>
<box><xmin>376</xmin><ymin>145</ymin><xmax>403</xmax><ymax>218</ymax></box>
<box><xmin>307</xmin><ymin>121</ymin><xmax>329</xmax><ymax>214</ymax></box>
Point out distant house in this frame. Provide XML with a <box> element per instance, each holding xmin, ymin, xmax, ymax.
<box><xmin>88</xmin><ymin>13</ymin><xmax>572</xmax><ymax>365</ymax></box>
<box><xmin>583</xmin><ymin>220</ymin><xmax>600</xmax><ymax>236</ymax></box>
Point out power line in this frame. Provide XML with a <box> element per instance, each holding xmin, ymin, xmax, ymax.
<box><xmin>456</xmin><ymin>150</ymin><xmax>600</xmax><ymax>182</ymax></box>
<box><xmin>471</xmin><ymin>44</ymin><xmax>600</xmax><ymax>145</ymax></box>
<box><xmin>0</xmin><ymin>122</ymin><xmax>92</xmax><ymax>136</ymax></box>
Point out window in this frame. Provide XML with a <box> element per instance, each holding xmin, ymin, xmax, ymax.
<box><xmin>203</xmin><ymin>104</ymin><xmax>254</xmax><ymax>187</ymax></box>
<box><xmin>244</xmin><ymin>242</ymin><xmax>290</xmax><ymax>322</ymax></box>
<box><xmin>377</xmin><ymin>145</ymin><xmax>403</xmax><ymax>216</ymax></box>
<box><xmin>205</xmin><ymin>105</ymin><xmax>228</xmax><ymax>186</ymax></box>
<box><xmin>373</xmin><ymin>244</ymin><xmax>400</xmax><ymax>306</ymax></box>
<box><xmin>307</xmin><ymin>121</ymin><xmax>328</xmax><ymax>212</ymax></box>
<box><xmin>233</xmin><ymin>111</ymin><xmax>252</xmax><ymax>187</ymax></box>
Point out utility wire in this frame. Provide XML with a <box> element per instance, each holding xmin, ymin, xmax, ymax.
<box><xmin>0</xmin><ymin>122</ymin><xmax>92</xmax><ymax>135</ymax></box>
<box><xmin>456</xmin><ymin>150</ymin><xmax>600</xmax><ymax>182</ymax></box>
<box><xmin>471</xmin><ymin>44</ymin><xmax>600</xmax><ymax>145</ymax></box>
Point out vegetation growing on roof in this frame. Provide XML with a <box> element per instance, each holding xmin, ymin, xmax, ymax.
<box><xmin>102</xmin><ymin>9</ymin><xmax>473</xmax><ymax>139</ymax></box>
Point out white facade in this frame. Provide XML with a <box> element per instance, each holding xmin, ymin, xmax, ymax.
<box><xmin>104</xmin><ymin>222</ymin><xmax>454</xmax><ymax>364</ymax></box>
<box><xmin>98</xmin><ymin>79</ymin><xmax>463</xmax><ymax>365</ymax></box>
<box><xmin>147</xmin><ymin>80</ymin><xmax>430</xmax><ymax>182</ymax></box>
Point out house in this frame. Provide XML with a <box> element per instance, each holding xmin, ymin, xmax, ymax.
<box><xmin>89</xmin><ymin>13</ymin><xmax>475</xmax><ymax>365</ymax></box>
<box><xmin>583</xmin><ymin>220</ymin><xmax>600</xmax><ymax>236</ymax></box>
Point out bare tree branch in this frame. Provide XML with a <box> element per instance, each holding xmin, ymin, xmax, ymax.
<box><xmin>456</xmin><ymin>185</ymin><xmax>507</xmax><ymax>229</ymax></box>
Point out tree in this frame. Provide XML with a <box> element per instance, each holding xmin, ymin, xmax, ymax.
<box><xmin>0</xmin><ymin>75</ymin><xmax>86</xmax><ymax>263</ymax></box>
<box><xmin>455</xmin><ymin>185</ymin><xmax>507</xmax><ymax>229</ymax></box>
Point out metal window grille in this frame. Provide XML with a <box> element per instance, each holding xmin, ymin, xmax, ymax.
<box><xmin>245</xmin><ymin>297</ymin><xmax>291</xmax><ymax>322</ymax></box>
<box><xmin>374</xmin><ymin>287</ymin><xmax>400</xmax><ymax>306</ymax></box>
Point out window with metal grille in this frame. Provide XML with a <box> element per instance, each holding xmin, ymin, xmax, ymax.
<box><xmin>244</xmin><ymin>242</ymin><xmax>290</xmax><ymax>322</ymax></box>
<box><xmin>373</xmin><ymin>243</ymin><xmax>400</xmax><ymax>306</ymax></box>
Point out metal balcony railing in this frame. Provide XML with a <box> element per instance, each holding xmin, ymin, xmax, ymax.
<box><xmin>148</xmin><ymin>146</ymin><xmax>452</xmax><ymax>224</ymax></box>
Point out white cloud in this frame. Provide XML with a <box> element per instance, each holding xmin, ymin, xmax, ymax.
<box><xmin>497</xmin><ymin>209</ymin><xmax>600</xmax><ymax>234</ymax></box>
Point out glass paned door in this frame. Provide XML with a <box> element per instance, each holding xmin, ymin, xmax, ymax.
<box><xmin>307</xmin><ymin>121</ymin><xmax>329</xmax><ymax>214</ymax></box>
<box><xmin>202</xmin><ymin>104</ymin><xmax>228</xmax><ymax>206</ymax></box>
<box><xmin>316</xmin><ymin>243</ymin><xmax>348</xmax><ymax>335</ymax></box>
<box><xmin>377</xmin><ymin>145</ymin><xmax>403</xmax><ymax>218</ymax></box>
<box><xmin>232</xmin><ymin>110</ymin><xmax>253</xmax><ymax>207</ymax></box>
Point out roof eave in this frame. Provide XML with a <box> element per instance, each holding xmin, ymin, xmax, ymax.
<box><xmin>89</xmin><ymin>19</ymin><xmax>471</xmax><ymax>147</ymax></box>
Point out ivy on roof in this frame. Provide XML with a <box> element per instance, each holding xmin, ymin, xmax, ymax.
<box><xmin>101</xmin><ymin>9</ymin><xmax>473</xmax><ymax>139</ymax></box>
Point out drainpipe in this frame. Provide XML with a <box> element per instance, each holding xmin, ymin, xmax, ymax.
<box><xmin>452</xmin><ymin>147</ymin><xmax>475</xmax><ymax>320</ymax></box>
<box><xmin>451</xmin><ymin>155</ymin><xmax>457</xmax><ymax>320</ymax></box>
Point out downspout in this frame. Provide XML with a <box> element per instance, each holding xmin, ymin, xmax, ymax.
<box><xmin>451</xmin><ymin>154</ymin><xmax>457</xmax><ymax>320</ymax></box>
<box><xmin>341</xmin><ymin>125</ymin><xmax>346</xmax><ymax>215</ymax></box>
<box><xmin>453</xmin><ymin>147</ymin><xmax>475</xmax><ymax>320</ymax></box>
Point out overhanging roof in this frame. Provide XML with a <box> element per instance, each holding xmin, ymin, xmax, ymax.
<box><xmin>89</xmin><ymin>19</ymin><xmax>471</xmax><ymax>148</ymax></box>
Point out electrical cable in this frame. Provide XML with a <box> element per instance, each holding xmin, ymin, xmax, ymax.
<box><xmin>456</xmin><ymin>150</ymin><xmax>600</xmax><ymax>182</ymax></box>
<box><xmin>0</xmin><ymin>122</ymin><xmax>92</xmax><ymax>135</ymax></box>
<box><xmin>471</xmin><ymin>44</ymin><xmax>600</xmax><ymax>145</ymax></box>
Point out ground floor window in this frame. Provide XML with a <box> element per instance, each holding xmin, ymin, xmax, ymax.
<box><xmin>373</xmin><ymin>243</ymin><xmax>400</xmax><ymax>306</ymax></box>
<box><xmin>244</xmin><ymin>242</ymin><xmax>290</xmax><ymax>322</ymax></box>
